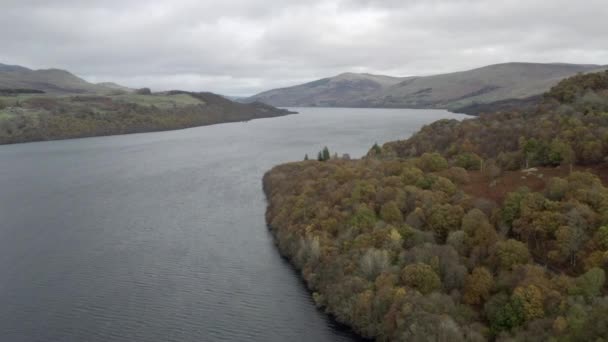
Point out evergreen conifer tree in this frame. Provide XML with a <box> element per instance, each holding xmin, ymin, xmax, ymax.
<box><xmin>322</xmin><ymin>146</ymin><xmax>330</xmax><ymax>161</ymax></box>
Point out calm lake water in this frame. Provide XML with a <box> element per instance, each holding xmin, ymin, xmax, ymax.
<box><xmin>0</xmin><ymin>107</ymin><xmax>468</xmax><ymax>342</ymax></box>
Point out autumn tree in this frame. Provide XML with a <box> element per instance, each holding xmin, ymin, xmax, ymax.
<box><xmin>572</xmin><ymin>267</ymin><xmax>606</xmax><ymax>301</ymax></box>
<box><xmin>512</xmin><ymin>285</ymin><xmax>545</xmax><ymax>321</ymax></box>
<box><xmin>380</xmin><ymin>201</ymin><xmax>403</xmax><ymax>224</ymax></box>
<box><xmin>462</xmin><ymin>209</ymin><xmax>498</xmax><ymax>259</ymax></box>
<box><xmin>427</xmin><ymin>204</ymin><xmax>464</xmax><ymax>243</ymax></box>
<box><xmin>485</xmin><ymin>292</ymin><xmax>525</xmax><ymax>334</ymax></box>
<box><xmin>463</xmin><ymin>267</ymin><xmax>494</xmax><ymax>305</ymax></box>
<box><xmin>550</xmin><ymin>224</ymin><xmax>587</xmax><ymax>268</ymax></box>
<box><xmin>417</xmin><ymin>152</ymin><xmax>449</xmax><ymax>172</ymax></box>
<box><xmin>545</xmin><ymin>177</ymin><xmax>568</xmax><ymax>201</ymax></box>
<box><xmin>401</xmin><ymin>263</ymin><xmax>441</xmax><ymax>294</ymax></box>
<box><xmin>484</xmin><ymin>159</ymin><xmax>502</xmax><ymax>181</ymax></box>
<box><xmin>595</xmin><ymin>225</ymin><xmax>608</xmax><ymax>250</ymax></box>
<box><xmin>549</xmin><ymin>139</ymin><xmax>576</xmax><ymax>172</ymax></box>
<box><xmin>493</xmin><ymin>239</ymin><xmax>530</xmax><ymax>270</ymax></box>
<box><xmin>360</xmin><ymin>248</ymin><xmax>390</xmax><ymax>280</ymax></box>
<box><xmin>502</xmin><ymin>187</ymin><xmax>530</xmax><ymax>228</ymax></box>
<box><xmin>522</xmin><ymin>138</ymin><xmax>540</xmax><ymax>168</ymax></box>
<box><xmin>454</xmin><ymin>152</ymin><xmax>482</xmax><ymax>170</ymax></box>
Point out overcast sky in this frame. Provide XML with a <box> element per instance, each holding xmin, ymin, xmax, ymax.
<box><xmin>2</xmin><ymin>0</ymin><xmax>607</xmax><ymax>96</ymax></box>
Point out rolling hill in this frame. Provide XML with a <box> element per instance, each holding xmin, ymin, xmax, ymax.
<box><xmin>246</xmin><ymin>72</ymin><xmax>404</xmax><ymax>107</ymax></box>
<box><xmin>96</xmin><ymin>82</ymin><xmax>133</xmax><ymax>92</ymax></box>
<box><xmin>0</xmin><ymin>63</ymin><xmax>129</xmax><ymax>94</ymax></box>
<box><xmin>0</xmin><ymin>63</ymin><xmax>294</xmax><ymax>144</ymax></box>
<box><xmin>246</xmin><ymin>62</ymin><xmax>606</xmax><ymax>111</ymax></box>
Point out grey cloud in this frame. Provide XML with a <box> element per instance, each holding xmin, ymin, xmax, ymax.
<box><xmin>1</xmin><ymin>0</ymin><xmax>606</xmax><ymax>96</ymax></box>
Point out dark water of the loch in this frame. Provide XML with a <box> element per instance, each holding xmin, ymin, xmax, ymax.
<box><xmin>0</xmin><ymin>107</ymin><xmax>468</xmax><ymax>341</ymax></box>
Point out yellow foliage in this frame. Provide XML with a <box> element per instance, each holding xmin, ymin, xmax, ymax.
<box><xmin>389</xmin><ymin>228</ymin><xmax>402</xmax><ymax>242</ymax></box>
<box><xmin>513</xmin><ymin>285</ymin><xmax>545</xmax><ymax>321</ymax></box>
<box><xmin>463</xmin><ymin>267</ymin><xmax>494</xmax><ymax>305</ymax></box>
<box><xmin>553</xmin><ymin>316</ymin><xmax>568</xmax><ymax>334</ymax></box>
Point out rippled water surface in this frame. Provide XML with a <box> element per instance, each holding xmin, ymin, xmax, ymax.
<box><xmin>0</xmin><ymin>108</ymin><xmax>468</xmax><ymax>341</ymax></box>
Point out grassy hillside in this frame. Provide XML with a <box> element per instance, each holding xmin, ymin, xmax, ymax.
<box><xmin>248</xmin><ymin>63</ymin><xmax>603</xmax><ymax>111</ymax></box>
<box><xmin>0</xmin><ymin>63</ymin><xmax>127</xmax><ymax>94</ymax></box>
<box><xmin>0</xmin><ymin>91</ymin><xmax>294</xmax><ymax>144</ymax></box>
<box><xmin>263</xmin><ymin>71</ymin><xmax>608</xmax><ymax>341</ymax></box>
<box><xmin>96</xmin><ymin>82</ymin><xmax>133</xmax><ymax>92</ymax></box>
<box><xmin>246</xmin><ymin>73</ymin><xmax>404</xmax><ymax>107</ymax></box>
<box><xmin>377</xmin><ymin>63</ymin><xmax>600</xmax><ymax>108</ymax></box>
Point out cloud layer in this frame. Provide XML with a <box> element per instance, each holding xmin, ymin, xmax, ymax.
<box><xmin>2</xmin><ymin>0</ymin><xmax>607</xmax><ymax>95</ymax></box>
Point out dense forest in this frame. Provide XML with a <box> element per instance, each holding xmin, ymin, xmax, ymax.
<box><xmin>381</xmin><ymin>71</ymin><xmax>608</xmax><ymax>169</ymax></box>
<box><xmin>0</xmin><ymin>91</ymin><xmax>293</xmax><ymax>144</ymax></box>
<box><xmin>263</xmin><ymin>71</ymin><xmax>608</xmax><ymax>341</ymax></box>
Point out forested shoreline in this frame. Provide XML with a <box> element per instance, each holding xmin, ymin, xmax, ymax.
<box><xmin>264</xmin><ymin>71</ymin><xmax>608</xmax><ymax>341</ymax></box>
<box><xmin>0</xmin><ymin>91</ymin><xmax>293</xmax><ymax>145</ymax></box>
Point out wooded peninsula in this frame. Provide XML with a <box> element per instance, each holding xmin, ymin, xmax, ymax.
<box><xmin>264</xmin><ymin>71</ymin><xmax>608</xmax><ymax>341</ymax></box>
<box><xmin>0</xmin><ymin>91</ymin><xmax>293</xmax><ymax>145</ymax></box>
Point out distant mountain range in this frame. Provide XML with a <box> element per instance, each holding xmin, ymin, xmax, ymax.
<box><xmin>0</xmin><ymin>63</ymin><xmax>132</xmax><ymax>94</ymax></box>
<box><xmin>245</xmin><ymin>62</ymin><xmax>608</xmax><ymax>111</ymax></box>
<box><xmin>4</xmin><ymin>61</ymin><xmax>607</xmax><ymax>114</ymax></box>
